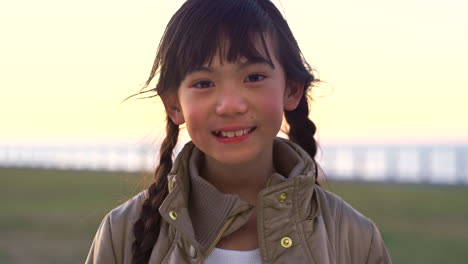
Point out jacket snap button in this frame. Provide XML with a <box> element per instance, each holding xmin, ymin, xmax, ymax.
<box><xmin>169</xmin><ymin>210</ymin><xmax>177</xmax><ymax>220</ymax></box>
<box><xmin>280</xmin><ymin>237</ymin><xmax>292</xmax><ymax>248</ymax></box>
<box><xmin>169</xmin><ymin>178</ymin><xmax>176</xmax><ymax>190</ymax></box>
<box><xmin>278</xmin><ymin>192</ymin><xmax>287</xmax><ymax>203</ymax></box>
<box><xmin>189</xmin><ymin>245</ymin><xmax>197</xmax><ymax>258</ymax></box>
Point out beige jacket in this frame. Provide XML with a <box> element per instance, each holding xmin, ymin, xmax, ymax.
<box><xmin>86</xmin><ymin>138</ymin><xmax>391</xmax><ymax>264</ymax></box>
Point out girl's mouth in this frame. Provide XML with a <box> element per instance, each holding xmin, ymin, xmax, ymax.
<box><xmin>212</xmin><ymin>127</ymin><xmax>256</xmax><ymax>138</ymax></box>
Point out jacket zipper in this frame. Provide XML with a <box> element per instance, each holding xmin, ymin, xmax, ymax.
<box><xmin>200</xmin><ymin>216</ymin><xmax>235</xmax><ymax>261</ymax></box>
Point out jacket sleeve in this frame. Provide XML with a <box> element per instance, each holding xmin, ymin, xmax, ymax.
<box><xmin>365</xmin><ymin>221</ymin><xmax>392</xmax><ymax>264</ymax></box>
<box><xmin>85</xmin><ymin>213</ymin><xmax>118</xmax><ymax>264</ymax></box>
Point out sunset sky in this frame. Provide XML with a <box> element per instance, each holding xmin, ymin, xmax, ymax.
<box><xmin>1</xmin><ymin>0</ymin><xmax>467</xmax><ymax>146</ymax></box>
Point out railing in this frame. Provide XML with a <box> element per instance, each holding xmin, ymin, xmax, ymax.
<box><xmin>318</xmin><ymin>144</ymin><xmax>468</xmax><ymax>185</ymax></box>
<box><xmin>0</xmin><ymin>145</ymin><xmax>160</xmax><ymax>172</ymax></box>
<box><xmin>0</xmin><ymin>143</ymin><xmax>467</xmax><ymax>185</ymax></box>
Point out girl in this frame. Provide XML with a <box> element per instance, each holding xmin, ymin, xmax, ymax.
<box><xmin>86</xmin><ymin>0</ymin><xmax>391</xmax><ymax>263</ymax></box>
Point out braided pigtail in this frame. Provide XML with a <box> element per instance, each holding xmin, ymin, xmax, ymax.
<box><xmin>284</xmin><ymin>94</ymin><xmax>317</xmax><ymax>159</ymax></box>
<box><xmin>131</xmin><ymin>117</ymin><xmax>179</xmax><ymax>264</ymax></box>
<box><xmin>284</xmin><ymin>92</ymin><xmax>320</xmax><ymax>185</ymax></box>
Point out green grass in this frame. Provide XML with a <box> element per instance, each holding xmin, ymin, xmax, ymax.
<box><xmin>329</xmin><ymin>181</ymin><xmax>468</xmax><ymax>263</ymax></box>
<box><xmin>0</xmin><ymin>168</ymin><xmax>149</xmax><ymax>264</ymax></box>
<box><xmin>1</xmin><ymin>168</ymin><xmax>467</xmax><ymax>263</ymax></box>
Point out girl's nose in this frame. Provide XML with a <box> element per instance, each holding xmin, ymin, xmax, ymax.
<box><xmin>215</xmin><ymin>89</ymin><xmax>248</xmax><ymax>116</ymax></box>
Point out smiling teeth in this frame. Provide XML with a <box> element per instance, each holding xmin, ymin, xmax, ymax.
<box><xmin>219</xmin><ymin>128</ymin><xmax>252</xmax><ymax>138</ymax></box>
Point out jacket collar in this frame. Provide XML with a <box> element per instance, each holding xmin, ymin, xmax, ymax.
<box><xmin>159</xmin><ymin>137</ymin><xmax>322</xmax><ymax>254</ymax></box>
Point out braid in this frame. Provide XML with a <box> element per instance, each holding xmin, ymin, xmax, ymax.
<box><xmin>285</xmin><ymin>94</ymin><xmax>317</xmax><ymax>158</ymax></box>
<box><xmin>284</xmin><ymin>92</ymin><xmax>320</xmax><ymax>185</ymax></box>
<box><xmin>131</xmin><ymin>117</ymin><xmax>179</xmax><ymax>264</ymax></box>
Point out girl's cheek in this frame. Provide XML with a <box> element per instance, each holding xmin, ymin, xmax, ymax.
<box><xmin>257</xmin><ymin>91</ymin><xmax>284</xmax><ymax>109</ymax></box>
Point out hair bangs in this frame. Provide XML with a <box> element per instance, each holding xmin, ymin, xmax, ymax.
<box><xmin>166</xmin><ymin>0</ymin><xmax>276</xmax><ymax>85</ymax></box>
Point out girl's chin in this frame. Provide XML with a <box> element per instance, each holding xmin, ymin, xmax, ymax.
<box><xmin>208</xmin><ymin>154</ymin><xmax>257</xmax><ymax>167</ymax></box>
<box><xmin>203</xmin><ymin>145</ymin><xmax>272</xmax><ymax>168</ymax></box>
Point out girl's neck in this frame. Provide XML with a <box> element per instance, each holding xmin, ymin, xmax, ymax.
<box><xmin>201</xmin><ymin>148</ymin><xmax>274</xmax><ymax>205</ymax></box>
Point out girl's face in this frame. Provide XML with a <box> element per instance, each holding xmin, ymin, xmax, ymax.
<box><xmin>165</xmin><ymin>38</ymin><xmax>303</xmax><ymax>166</ymax></box>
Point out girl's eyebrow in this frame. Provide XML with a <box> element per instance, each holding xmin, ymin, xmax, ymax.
<box><xmin>189</xmin><ymin>58</ymin><xmax>275</xmax><ymax>75</ymax></box>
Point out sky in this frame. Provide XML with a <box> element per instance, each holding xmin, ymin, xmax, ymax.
<box><xmin>1</xmin><ymin>0</ymin><xmax>467</xmax><ymax>146</ymax></box>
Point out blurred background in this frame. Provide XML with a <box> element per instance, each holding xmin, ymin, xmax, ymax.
<box><xmin>1</xmin><ymin>0</ymin><xmax>467</xmax><ymax>263</ymax></box>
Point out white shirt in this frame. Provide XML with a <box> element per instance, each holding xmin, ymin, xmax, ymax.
<box><xmin>204</xmin><ymin>248</ymin><xmax>262</xmax><ymax>264</ymax></box>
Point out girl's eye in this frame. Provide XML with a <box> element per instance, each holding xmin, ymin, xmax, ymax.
<box><xmin>192</xmin><ymin>80</ymin><xmax>214</xmax><ymax>89</ymax></box>
<box><xmin>244</xmin><ymin>74</ymin><xmax>265</xmax><ymax>83</ymax></box>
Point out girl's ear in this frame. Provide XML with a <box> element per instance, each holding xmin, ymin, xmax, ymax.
<box><xmin>283</xmin><ymin>82</ymin><xmax>304</xmax><ymax>111</ymax></box>
<box><xmin>161</xmin><ymin>94</ymin><xmax>185</xmax><ymax>125</ymax></box>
